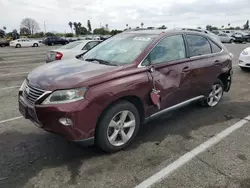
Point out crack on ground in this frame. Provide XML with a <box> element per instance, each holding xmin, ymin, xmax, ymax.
<box><xmin>195</xmin><ymin>156</ymin><xmax>232</xmax><ymax>179</ymax></box>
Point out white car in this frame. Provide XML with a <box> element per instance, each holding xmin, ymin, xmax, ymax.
<box><xmin>218</xmin><ymin>33</ymin><xmax>235</xmax><ymax>43</ymax></box>
<box><xmin>239</xmin><ymin>47</ymin><xmax>250</xmax><ymax>71</ymax></box>
<box><xmin>10</xmin><ymin>38</ymin><xmax>40</xmax><ymax>48</ymax></box>
<box><xmin>46</xmin><ymin>40</ymin><xmax>101</xmax><ymax>63</ymax></box>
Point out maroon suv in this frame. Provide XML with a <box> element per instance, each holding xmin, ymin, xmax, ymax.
<box><xmin>19</xmin><ymin>29</ymin><xmax>233</xmax><ymax>152</ymax></box>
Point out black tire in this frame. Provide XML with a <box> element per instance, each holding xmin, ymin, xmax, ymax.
<box><xmin>201</xmin><ymin>79</ymin><xmax>224</xmax><ymax>107</ymax></box>
<box><xmin>96</xmin><ymin>100</ymin><xmax>140</xmax><ymax>153</ymax></box>
<box><xmin>229</xmin><ymin>39</ymin><xmax>233</xmax><ymax>43</ymax></box>
<box><xmin>240</xmin><ymin>67</ymin><xmax>250</xmax><ymax>71</ymax></box>
<box><xmin>16</xmin><ymin>44</ymin><xmax>21</xmax><ymax>48</ymax></box>
<box><xmin>33</xmin><ymin>43</ymin><xmax>38</xmax><ymax>47</ymax></box>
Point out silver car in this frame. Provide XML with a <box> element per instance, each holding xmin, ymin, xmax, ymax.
<box><xmin>218</xmin><ymin>33</ymin><xmax>234</xmax><ymax>43</ymax></box>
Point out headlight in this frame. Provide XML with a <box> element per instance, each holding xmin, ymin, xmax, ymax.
<box><xmin>19</xmin><ymin>80</ymin><xmax>27</xmax><ymax>91</ymax></box>
<box><xmin>42</xmin><ymin>88</ymin><xmax>87</xmax><ymax>104</ymax></box>
<box><xmin>242</xmin><ymin>50</ymin><xmax>248</xmax><ymax>55</ymax></box>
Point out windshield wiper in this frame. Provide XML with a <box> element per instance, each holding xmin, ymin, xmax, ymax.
<box><xmin>85</xmin><ymin>58</ymin><xmax>116</xmax><ymax>66</ymax></box>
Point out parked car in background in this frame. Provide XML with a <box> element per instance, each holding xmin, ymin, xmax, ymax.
<box><xmin>43</xmin><ymin>36</ymin><xmax>69</xmax><ymax>46</ymax></box>
<box><xmin>218</xmin><ymin>33</ymin><xmax>234</xmax><ymax>43</ymax></box>
<box><xmin>10</xmin><ymin>38</ymin><xmax>40</xmax><ymax>48</ymax></box>
<box><xmin>19</xmin><ymin>29</ymin><xmax>233</xmax><ymax>152</ymax></box>
<box><xmin>46</xmin><ymin>40</ymin><xmax>101</xmax><ymax>63</ymax></box>
<box><xmin>0</xmin><ymin>38</ymin><xmax>9</xmax><ymax>47</ymax></box>
<box><xmin>231</xmin><ymin>33</ymin><xmax>246</xmax><ymax>43</ymax></box>
<box><xmin>239</xmin><ymin>47</ymin><xmax>250</xmax><ymax>71</ymax></box>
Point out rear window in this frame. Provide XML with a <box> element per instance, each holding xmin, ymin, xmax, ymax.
<box><xmin>59</xmin><ymin>41</ymin><xmax>85</xmax><ymax>50</ymax></box>
<box><xmin>186</xmin><ymin>35</ymin><xmax>211</xmax><ymax>57</ymax></box>
<box><xmin>210</xmin><ymin>41</ymin><xmax>222</xmax><ymax>53</ymax></box>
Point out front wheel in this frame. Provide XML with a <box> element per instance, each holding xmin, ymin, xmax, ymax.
<box><xmin>229</xmin><ymin>39</ymin><xmax>233</xmax><ymax>43</ymax></box>
<box><xmin>203</xmin><ymin>79</ymin><xmax>224</xmax><ymax>107</ymax></box>
<box><xmin>16</xmin><ymin>44</ymin><xmax>21</xmax><ymax>48</ymax></box>
<box><xmin>33</xmin><ymin>43</ymin><xmax>38</xmax><ymax>47</ymax></box>
<box><xmin>96</xmin><ymin>100</ymin><xmax>140</xmax><ymax>153</ymax></box>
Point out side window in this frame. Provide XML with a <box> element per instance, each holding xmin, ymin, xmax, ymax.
<box><xmin>143</xmin><ymin>35</ymin><xmax>186</xmax><ymax>65</ymax></box>
<box><xmin>210</xmin><ymin>41</ymin><xmax>222</xmax><ymax>53</ymax></box>
<box><xmin>83</xmin><ymin>41</ymin><xmax>100</xmax><ymax>51</ymax></box>
<box><xmin>186</xmin><ymin>35</ymin><xmax>211</xmax><ymax>57</ymax></box>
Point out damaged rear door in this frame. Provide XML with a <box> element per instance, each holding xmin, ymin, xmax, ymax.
<box><xmin>142</xmin><ymin>34</ymin><xmax>194</xmax><ymax>110</ymax></box>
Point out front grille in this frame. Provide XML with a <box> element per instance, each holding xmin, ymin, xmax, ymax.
<box><xmin>22</xmin><ymin>82</ymin><xmax>45</xmax><ymax>105</ymax></box>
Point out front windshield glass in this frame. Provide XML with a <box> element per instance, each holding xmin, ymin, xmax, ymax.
<box><xmin>82</xmin><ymin>34</ymin><xmax>156</xmax><ymax>65</ymax></box>
<box><xmin>59</xmin><ymin>40</ymin><xmax>85</xmax><ymax>50</ymax></box>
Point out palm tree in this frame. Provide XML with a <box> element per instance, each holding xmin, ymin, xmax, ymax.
<box><xmin>77</xmin><ymin>22</ymin><xmax>82</xmax><ymax>28</ymax></box>
<box><xmin>3</xmin><ymin>26</ymin><xmax>6</xmax><ymax>31</ymax></box>
<box><xmin>141</xmin><ymin>22</ymin><xmax>144</xmax><ymax>28</ymax></box>
<box><xmin>228</xmin><ymin>23</ymin><xmax>230</xmax><ymax>27</ymax></box>
<box><xmin>68</xmin><ymin>22</ymin><xmax>73</xmax><ymax>33</ymax></box>
<box><xmin>105</xmin><ymin>24</ymin><xmax>108</xmax><ymax>30</ymax></box>
<box><xmin>126</xmin><ymin>24</ymin><xmax>128</xmax><ymax>29</ymax></box>
<box><xmin>222</xmin><ymin>25</ymin><xmax>224</xmax><ymax>29</ymax></box>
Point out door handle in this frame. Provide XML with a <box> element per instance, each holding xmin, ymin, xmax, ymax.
<box><xmin>182</xmin><ymin>66</ymin><xmax>191</xmax><ymax>72</ymax></box>
<box><xmin>214</xmin><ymin>60</ymin><xmax>220</xmax><ymax>66</ymax></box>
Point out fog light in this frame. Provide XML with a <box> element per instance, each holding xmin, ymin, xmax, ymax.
<box><xmin>59</xmin><ymin>118</ymin><xmax>73</xmax><ymax>126</ymax></box>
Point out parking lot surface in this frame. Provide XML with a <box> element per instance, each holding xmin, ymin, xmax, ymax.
<box><xmin>0</xmin><ymin>43</ymin><xmax>250</xmax><ymax>188</ymax></box>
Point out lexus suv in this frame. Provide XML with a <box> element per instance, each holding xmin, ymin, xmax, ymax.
<box><xmin>18</xmin><ymin>29</ymin><xmax>233</xmax><ymax>152</ymax></box>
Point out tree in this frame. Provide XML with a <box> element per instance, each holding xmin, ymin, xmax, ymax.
<box><xmin>45</xmin><ymin>32</ymin><xmax>55</xmax><ymax>37</ymax></box>
<box><xmin>211</xmin><ymin>26</ymin><xmax>218</xmax><ymax>30</ymax></box>
<box><xmin>0</xmin><ymin>29</ymin><xmax>5</xmax><ymax>37</ymax></box>
<box><xmin>20</xmin><ymin>27</ymin><xmax>30</xmax><ymax>35</ymax></box>
<box><xmin>105</xmin><ymin>24</ymin><xmax>108</xmax><ymax>30</ymax></box>
<box><xmin>78</xmin><ymin>26</ymin><xmax>88</xmax><ymax>35</ymax></box>
<box><xmin>158</xmin><ymin>25</ymin><xmax>167</xmax><ymax>29</ymax></box>
<box><xmin>228</xmin><ymin>23</ymin><xmax>230</xmax><ymax>27</ymax></box>
<box><xmin>3</xmin><ymin>26</ymin><xmax>6</xmax><ymax>31</ymax></box>
<box><xmin>87</xmin><ymin>20</ymin><xmax>92</xmax><ymax>33</ymax></box>
<box><xmin>68</xmin><ymin>22</ymin><xmax>73</xmax><ymax>33</ymax></box>
<box><xmin>136</xmin><ymin>26</ymin><xmax>140</xmax><ymax>29</ymax></box>
<box><xmin>93</xmin><ymin>28</ymin><xmax>110</xmax><ymax>35</ymax></box>
<box><xmin>221</xmin><ymin>25</ymin><xmax>224</xmax><ymax>29</ymax></box>
<box><xmin>65</xmin><ymin>33</ymin><xmax>74</xmax><ymax>37</ymax></box>
<box><xmin>20</xmin><ymin>18</ymin><xmax>40</xmax><ymax>35</ymax></box>
<box><xmin>235</xmin><ymin>26</ymin><xmax>241</xmax><ymax>30</ymax></box>
<box><xmin>126</xmin><ymin>24</ymin><xmax>128</xmax><ymax>29</ymax></box>
<box><xmin>77</xmin><ymin>22</ymin><xmax>82</xmax><ymax>28</ymax></box>
<box><xmin>197</xmin><ymin>27</ymin><xmax>201</xmax><ymax>29</ymax></box>
<box><xmin>110</xmin><ymin>29</ymin><xmax>122</xmax><ymax>35</ymax></box>
<box><xmin>141</xmin><ymin>22</ymin><xmax>144</xmax><ymax>28</ymax></box>
<box><xmin>73</xmin><ymin>22</ymin><xmax>78</xmax><ymax>35</ymax></box>
<box><xmin>244</xmin><ymin>20</ymin><xmax>249</xmax><ymax>30</ymax></box>
<box><xmin>206</xmin><ymin>25</ymin><xmax>212</xmax><ymax>31</ymax></box>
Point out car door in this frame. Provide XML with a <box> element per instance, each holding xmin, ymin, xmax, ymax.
<box><xmin>185</xmin><ymin>34</ymin><xmax>222</xmax><ymax>97</ymax></box>
<box><xmin>141</xmin><ymin>34</ymin><xmax>193</xmax><ymax>110</ymax></box>
<box><xmin>26</xmin><ymin>39</ymin><xmax>33</xmax><ymax>47</ymax></box>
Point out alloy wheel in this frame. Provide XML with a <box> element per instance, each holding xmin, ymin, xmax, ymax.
<box><xmin>107</xmin><ymin>110</ymin><xmax>136</xmax><ymax>147</ymax></box>
<box><xmin>207</xmin><ymin>84</ymin><xmax>223</xmax><ymax>107</ymax></box>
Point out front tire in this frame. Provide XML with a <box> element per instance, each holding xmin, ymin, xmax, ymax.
<box><xmin>229</xmin><ymin>39</ymin><xmax>233</xmax><ymax>43</ymax></box>
<box><xmin>203</xmin><ymin>79</ymin><xmax>224</xmax><ymax>107</ymax></box>
<box><xmin>16</xmin><ymin>44</ymin><xmax>21</xmax><ymax>48</ymax></box>
<box><xmin>33</xmin><ymin>43</ymin><xmax>38</xmax><ymax>47</ymax></box>
<box><xmin>96</xmin><ymin>100</ymin><xmax>140</xmax><ymax>153</ymax></box>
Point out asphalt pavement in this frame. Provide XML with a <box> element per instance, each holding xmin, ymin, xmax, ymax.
<box><xmin>0</xmin><ymin>43</ymin><xmax>250</xmax><ymax>188</ymax></box>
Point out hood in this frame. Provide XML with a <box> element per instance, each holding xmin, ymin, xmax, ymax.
<box><xmin>27</xmin><ymin>59</ymin><xmax>122</xmax><ymax>91</ymax></box>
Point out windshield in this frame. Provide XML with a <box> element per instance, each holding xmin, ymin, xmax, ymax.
<box><xmin>81</xmin><ymin>34</ymin><xmax>155</xmax><ymax>65</ymax></box>
<box><xmin>59</xmin><ymin>40</ymin><xmax>86</xmax><ymax>50</ymax></box>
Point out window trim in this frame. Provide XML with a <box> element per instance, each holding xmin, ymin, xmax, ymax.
<box><xmin>138</xmin><ymin>34</ymin><xmax>188</xmax><ymax>67</ymax></box>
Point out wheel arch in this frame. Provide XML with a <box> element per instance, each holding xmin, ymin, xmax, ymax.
<box><xmin>217</xmin><ymin>71</ymin><xmax>231</xmax><ymax>92</ymax></box>
<box><xmin>94</xmin><ymin>95</ymin><xmax>145</xmax><ymax>139</ymax></box>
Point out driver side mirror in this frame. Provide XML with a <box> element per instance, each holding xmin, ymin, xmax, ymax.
<box><xmin>147</xmin><ymin>65</ymin><xmax>155</xmax><ymax>73</ymax></box>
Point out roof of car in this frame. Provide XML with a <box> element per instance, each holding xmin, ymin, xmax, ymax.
<box><xmin>122</xmin><ymin>29</ymin><xmax>212</xmax><ymax>37</ymax></box>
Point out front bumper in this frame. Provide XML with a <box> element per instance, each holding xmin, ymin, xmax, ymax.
<box><xmin>239</xmin><ymin>60</ymin><xmax>250</xmax><ymax>68</ymax></box>
<box><xmin>18</xmin><ymin>93</ymin><xmax>103</xmax><ymax>143</ymax></box>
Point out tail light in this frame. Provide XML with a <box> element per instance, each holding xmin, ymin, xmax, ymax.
<box><xmin>56</xmin><ymin>52</ymin><xmax>63</xmax><ymax>60</ymax></box>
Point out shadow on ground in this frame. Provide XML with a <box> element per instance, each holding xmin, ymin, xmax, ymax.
<box><xmin>0</xmin><ymin>100</ymin><xmax>249</xmax><ymax>188</ymax></box>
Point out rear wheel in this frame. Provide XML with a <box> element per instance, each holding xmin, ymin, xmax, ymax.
<box><xmin>33</xmin><ymin>43</ymin><xmax>38</xmax><ymax>47</ymax></box>
<box><xmin>202</xmin><ymin>79</ymin><xmax>224</xmax><ymax>107</ymax></box>
<box><xmin>16</xmin><ymin>44</ymin><xmax>21</xmax><ymax>48</ymax></box>
<box><xmin>96</xmin><ymin>100</ymin><xmax>140</xmax><ymax>153</ymax></box>
<box><xmin>229</xmin><ymin>39</ymin><xmax>233</xmax><ymax>43</ymax></box>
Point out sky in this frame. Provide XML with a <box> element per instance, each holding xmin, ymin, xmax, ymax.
<box><xmin>0</xmin><ymin>0</ymin><xmax>250</xmax><ymax>33</ymax></box>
